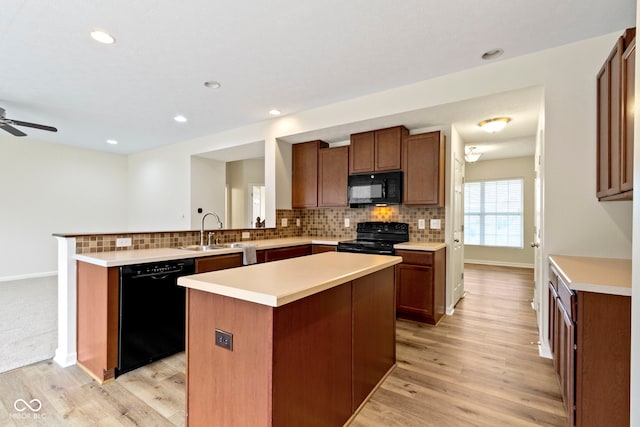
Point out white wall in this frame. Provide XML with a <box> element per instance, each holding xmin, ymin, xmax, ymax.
<box><xmin>0</xmin><ymin>135</ymin><xmax>128</xmax><ymax>278</ymax></box>
<box><xmin>464</xmin><ymin>156</ymin><xmax>536</xmax><ymax>268</ymax></box>
<box><xmin>226</xmin><ymin>158</ymin><xmax>265</xmax><ymax>228</ymax></box>
<box><xmin>190</xmin><ymin>156</ymin><xmax>226</xmax><ymax>229</ymax></box>
<box><xmin>630</xmin><ymin>1</ymin><xmax>640</xmax><ymax>423</ymax></box>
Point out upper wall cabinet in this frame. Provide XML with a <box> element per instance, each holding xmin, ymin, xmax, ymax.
<box><xmin>349</xmin><ymin>126</ymin><xmax>408</xmax><ymax>174</ymax></box>
<box><xmin>403</xmin><ymin>131</ymin><xmax>445</xmax><ymax>207</ymax></box>
<box><xmin>292</xmin><ymin>141</ymin><xmax>348</xmax><ymax>208</ymax></box>
<box><xmin>597</xmin><ymin>28</ymin><xmax>635</xmax><ymax>201</ymax></box>
<box><xmin>292</xmin><ymin>140</ymin><xmax>328</xmax><ymax>208</ymax></box>
<box><xmin>318</xmin><ymin>146</ymin><xmax>349</xmax><ymax>207</ymax></box>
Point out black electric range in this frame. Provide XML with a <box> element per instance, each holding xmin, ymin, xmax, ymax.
<box><xmin>337</xmin><ymin>221</ymin><xmax>409</xmax><ymax>255</ymax></box>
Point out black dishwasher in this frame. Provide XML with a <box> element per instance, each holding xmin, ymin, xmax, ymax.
<box><xmin>117</xmin><ymin>258</ymin><xmax>195</xmax><ymax>376</ymax></box>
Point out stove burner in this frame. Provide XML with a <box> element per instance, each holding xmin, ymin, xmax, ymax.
<box><xmin>337</xmin><ymin>221</ymin><xmax>409</xmax><ymax>255</ymax></box>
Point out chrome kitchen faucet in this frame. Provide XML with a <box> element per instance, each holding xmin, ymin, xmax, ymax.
<box><xmin>200</xmin><ymin>212</ymin><xmax>223</xmax><ymax>246</ymax></box>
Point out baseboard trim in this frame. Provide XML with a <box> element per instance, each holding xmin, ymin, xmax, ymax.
<box><xmin>53</xmin><ymin>349</ymin><xmax>77</xmax><ymax>368</ymax></box>
<box><xmin>0</xmin><ymin>271</ymin><xmax>57</xmax><ymax>282</ymax></box>
<box><xmin>464</xmin><ymin>260</ymin><xmax>534</xmax><ymax>269</ymax></box>
<box><xmin>538</xmin><ymin>342</ymin><xmax>552</xmax><ymax>359</ymax></box>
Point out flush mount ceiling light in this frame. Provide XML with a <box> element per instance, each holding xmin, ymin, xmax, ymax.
<box><xmin>465</xmin><ymin>146</ymin><xmax>482</xmax><ymax>163</ymax></box>
<box><xmin>174</xmin><ymin>115</ymin><xmax>187</xmax><ymax>123</ymax></box>
<box><xmin>481</xmin><ymin>48</ymin><xmax>503</xmax><ymax>60</ymax></box>
<box><xmin>90</xmin><ymin>29</ymin><xmax>116</xmax><ymax>44</ymax></box>
<box><xmin>204</xmin><ymin>81</ymin><xmax>221</xmax><ymax>89</ymax></box>
<box><xmin>106</xmin><ymin>139</ymin><xmax>118</xmax><ymax>145</ymax></box>
<box><xmin>478</xmin><ymin>117</ymin><xmax>511</xmax><ymax>133</ymax></box>
<box><xmin>269</xmin><ymin>109</ymin><xmax>281</xmax><ymax>116</ymax></box>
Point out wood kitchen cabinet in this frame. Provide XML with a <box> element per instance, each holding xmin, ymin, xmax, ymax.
<box><xmin>318</xmin><ymin>145</ymin><xmax>348</xmax><ymax>207</ymax></box>
<box><xmin>292</xmin><ymin>140</ymin><xmax>348</xmax><ymax>208</ymax></box>
<box><xmin>403</xmin><ymin>131</ymin><xmax>445</xmax><ymax>206</ymax></box>
<box><xmin>349</xmin><ymin>126</ymin><xmax>407</xmax><ymax>174</ymax></box>
<box><xmin>597</xmin><ymin>28</ymin><xmax>635</xmax><ymax>201</ymax></box>
<box><xmin>264</xmin><ymin>244</ymin><xmax>312</xmax><ymax>262</ymax></box>
<box><xmin>292</xmin><ymin>140</ymin><xmax>328</xmax><ymax>208</ymax></box>
<box><xmin>76</xmin><ymin>261</ymin><xmax>119</xmax><ymax>383</ymax></box>
<box><xmin>312</xmin><ymin>244</ymin><xmax>337</xmax><ymax>254</ymax></box>
<box><xmin>548</xmin><ymin>263</ymin><xmax>630</xmax><ymax>426</ymax></box>
<box><xmin>395</xmin><ymin>248</ymin><xmax>446</xmax><ymax>325</ymax></box>
<box><xmin>196</xmin><ymin>253</ymin><xmax>243</xmax><ymax>273</ymax></box>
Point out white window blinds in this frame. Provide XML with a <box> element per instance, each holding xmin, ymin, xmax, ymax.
<box><xmin>464</xmin><ymin>178</ymin><xmax>523</xmax><ymax>248</ymax></box>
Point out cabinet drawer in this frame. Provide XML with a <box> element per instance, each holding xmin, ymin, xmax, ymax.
<box><xmin>265</xmin><ymin>245</ymin><xmax>312</xmax><ymax>262</ymax></box>
<box><xmin>196</xmin><ymin>253</ymin><xmax>243</xmax><ymax>273</ymax></box>
<box><xmin>395</xmin><ymin>250</ymin><xmax>433</xmax><ymax>266</ymax></box>
<box><xmin>557</xmin><ymin>275</ymin><xmax>576</xmax><ymax>322</ymax></box>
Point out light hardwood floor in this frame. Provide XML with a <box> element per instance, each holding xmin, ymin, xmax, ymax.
<box><xmin>0</xmin><ymin>264</ymin><xmax>566</xmax><ymax>426</ymax></box>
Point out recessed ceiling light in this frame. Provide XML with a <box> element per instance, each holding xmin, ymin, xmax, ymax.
<box><xmin>90</xmin><ymin>29</ymin><xmax>116</xmax><ymax>45</ymax></box>
<box><xmin>204</xmin><ymin>81</ymin><xmax>221</xmax><ymax>89</ymax></box>
<box><xmin>481</xmin><ymin>48</ymin><xmax>503</xmax><ymax>60</ymax></box>
<box><xmin>478</xmin><ymin>117</ymin><xmax>511</xmax><ymax>133</ymax></box>
<box><xmin>269</xmin><ymin>109</ymin><xmax>281</xmax><ymax>116</ymax></box>
<box><xmin>174</xmin><ymin>115</ymin><xmax>187</xmax><ymax>123</ymax></box>
<box><xmin>106</xmin><ymin>139</ymin><xmax>118</xmax><ymax>145</ymax></box>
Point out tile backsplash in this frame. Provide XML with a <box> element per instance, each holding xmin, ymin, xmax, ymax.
<box><xmin>74</xmin><ymin>206</ymin><xmax>445</xmax><ymax>254</ymax></box>
<box><xmin>296</xmin><ymin>205</ymin><xmax>445</xmax><ymax>241</ymax></box>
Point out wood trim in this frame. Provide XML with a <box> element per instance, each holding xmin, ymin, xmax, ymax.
<box><xmin>352</xmin><ymin>267</ymin><xmax>396</xmax><ymax>410</ymax></box>
<box><xmin>76</xmin><ymin>261</ymin><xmax>119</xmax><ymax>383</ymax></box>
<box><xmin>185</xmin><ymin>289</ymin><xmax>274</xmax><ymax>427</ymax></box>
<box><xmin>273</xmin><ymin>284</ymin><xmax>353</xmax><ymax>426</ymax></box>
<box><xmin>575</xmin><ymin>292</ymin><xmax>630</xmax><ymax>427</ymax></box>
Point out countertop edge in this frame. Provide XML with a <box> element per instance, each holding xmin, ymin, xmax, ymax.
<box><xmin>74</xmin><ymin>237</ymin><xmax>446</xmax><ymax>267</ymax></box>
<box><xmin>179</xmin><ymin>254</ymin><xmax>403</xmax><ymax>307</ymax></box>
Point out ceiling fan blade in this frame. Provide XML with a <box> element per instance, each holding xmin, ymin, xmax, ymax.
<box><xmin>11</xmin><ymin>120</ymin><xmax>58</xmax><ymax>132</ymax></box>
<box><xmin>1</xmin><ymin>124</ymin><xmax>27</xmax><ymax>137</ymax></box>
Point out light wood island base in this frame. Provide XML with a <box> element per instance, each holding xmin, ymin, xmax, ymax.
<box><xmin>181</xmin><ymin>253</ymin><xmax>400</xmax><ymax>427</ymax></box>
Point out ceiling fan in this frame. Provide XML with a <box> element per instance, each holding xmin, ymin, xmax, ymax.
<box><xmin>0</xmin><ymin>107</ymin><xmax>58</xmax><ymax>137</ymax></box>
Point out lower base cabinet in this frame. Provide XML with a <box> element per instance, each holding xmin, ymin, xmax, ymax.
<box><xmin>548</xmin><ymin>265</ymin><xmax>630</xmax><ymax>426</ymax></box>
<box><xmin>395</xmin><ymin>248</ymin><xmax>446</xmax><ymax>325</ymax></box>
<box><xmin>185</xmin><ymin>266</ymin><xmax>396</xmax><ymax>426</ymax></box>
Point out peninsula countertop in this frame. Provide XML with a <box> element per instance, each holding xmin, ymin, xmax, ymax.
<box><xmin>548</xmin><ymin>254</ymin><xmax>631</xmax><ymax>297</ymax></box>
<box><xmin>74</xmin><ymin>236</ymin><xmax>446</xmax><ymax>267</ymax></box>
<box><xmin>75</xmin><ymin>237</ymin><xmax>342</xmax><ymax>267</ymax></box>
<box><xmin>178</xmin><ymin>251</ymin><xmax>402</xmax><ymax>307</ymax></box>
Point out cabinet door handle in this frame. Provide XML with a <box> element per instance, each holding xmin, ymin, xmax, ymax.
<box><xmin>454</xmin><ymin>239</ymin><xmax>460</xmax><ymax>243</ymax></box>
<box><xmin>530</xmin><ymin>242</ymin><xmax>540</xmax><ymax>248</ymax></box>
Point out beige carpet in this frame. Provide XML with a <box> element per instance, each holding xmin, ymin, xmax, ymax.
<box><xmin>0</xmin><ymin>275</ymin><xmax>57</xmax><ymax>373</ymax></box>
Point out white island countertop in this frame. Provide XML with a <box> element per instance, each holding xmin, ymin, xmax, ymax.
<box><xmin>549</xmin><ymin>254</ymin><xmax>631</xmax><ymax>297</ymax></box>
<box><xmin>178</xmin><ymin>251</ymin><xmax>402</xmax><ymax>307</ymax></box>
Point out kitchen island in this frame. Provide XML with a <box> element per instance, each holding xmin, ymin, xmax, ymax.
<box><xmin>178</xmin><ymin>251</ymin><xmax>402</xmax><ymax>427</ymax></box>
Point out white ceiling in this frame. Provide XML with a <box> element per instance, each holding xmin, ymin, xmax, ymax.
<box><xmin>0</xmin><ymin>0</ymin><xmax>635</xmax><ymax>157</ymax></box>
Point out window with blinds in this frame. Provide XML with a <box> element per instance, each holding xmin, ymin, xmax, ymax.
<box><xmin>464</xmin><ymin>178</ymin><xmax>523</xmax><ymax>248</ymax></box>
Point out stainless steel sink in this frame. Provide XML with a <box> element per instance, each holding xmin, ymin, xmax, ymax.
<box><xmin>176</xmin><ymin>244</ymin><xmax>227</xmax><ymax>251</ymax></box>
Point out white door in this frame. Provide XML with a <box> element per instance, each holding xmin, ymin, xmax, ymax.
<box><xmin>452</xmin><ymin>156</ymin><xmax>465</xmax><ymax>305</ymax></box>
<box><xmin>533</xmin><ymin>129</ymin><xmax>544</xmax><ymax>312</ymax></box>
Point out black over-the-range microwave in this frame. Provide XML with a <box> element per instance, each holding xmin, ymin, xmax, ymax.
<box><xmin>347</xmin><ymin>171</ymin><xmax>403</xmax><ymax>207</ymax></box>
